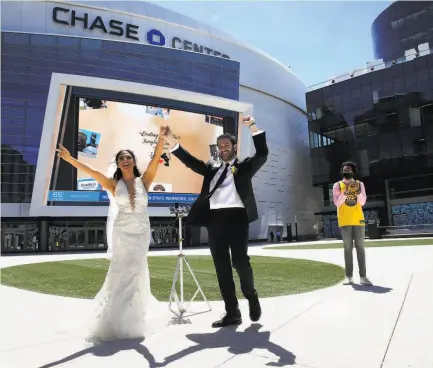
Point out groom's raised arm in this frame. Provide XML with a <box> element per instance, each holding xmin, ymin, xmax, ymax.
<box><xmin>242</xmin><ymin>121</ymin><xmax>269</xmax><ymax>176</ymax></box>
<box><xmin>167</xmin><ymin>140</ymin><xmax>208</xmax><ymax>177</ymax></box>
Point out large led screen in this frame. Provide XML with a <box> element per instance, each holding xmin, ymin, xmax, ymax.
<box><xmin>77</xmin><ymin>98</ymin><xmax>224</xmax><ymax>194</ymax></box>
<box><xmin>29</xmin><ymin>74</ymin><xmax>250</xmax><ymax>217</ymax></box>
<box><xmin>48</xmin><ymin>98</ymin><xmax>226</xmax><ymax>205</ymax></box>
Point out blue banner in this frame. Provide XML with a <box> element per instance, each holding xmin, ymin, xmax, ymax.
<box><xmin>148</xmin><ymin>193</ymin><xmax>199</xmax><ymax>203</ymax></box>
<box><xmin>48</xmin><ymin>191</ymin><xmax>198</xmax><ymax>204</ymax></box>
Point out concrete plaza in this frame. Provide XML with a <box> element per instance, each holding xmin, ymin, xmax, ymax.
<box><xmin>1</xmin><ymin>238</ymin><xmax>432</xmax><ymax>368</ymax></box>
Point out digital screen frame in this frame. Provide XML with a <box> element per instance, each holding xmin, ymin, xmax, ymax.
<box><xmin>30</xmin><ymin>73</ymin><xmax>252</xmax><ymax>218</ymax></box>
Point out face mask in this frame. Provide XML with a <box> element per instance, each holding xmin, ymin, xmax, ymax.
<box><xmin>343</xmin><ymin>172</ymin><xmax>353</xmax><ymax>179</ymax></box>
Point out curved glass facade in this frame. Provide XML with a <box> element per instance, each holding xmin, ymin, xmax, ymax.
<box><xmin>372</xmin><ymin>1</ymin><xmax>433</xmax><ymax>62</ymax></box>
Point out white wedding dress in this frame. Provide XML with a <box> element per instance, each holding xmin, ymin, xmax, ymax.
<box><xmin>86</xmin><ymin>178</ymin><xmax>162</xmax><ymax>343</ymax></box>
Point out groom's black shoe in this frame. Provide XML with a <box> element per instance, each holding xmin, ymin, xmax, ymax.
<box><xmin>249</xmin><ymin>297</ymin><xmax>262</xmax><ymax>322</ymax></box>
<box><xmin>212</xmin><ymin>311</ymin><xmax>242</xmax><ymax>328</ymax></box>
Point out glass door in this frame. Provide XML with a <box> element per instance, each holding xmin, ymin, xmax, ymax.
<box><xmin>87</xmin><ymin>229</ymin><xmax>96</xmax><ymax>249</ymax></box>
<box><xmin>49</xmin><ymin>226</ymin><xmax>68</xmax><ymax>250</ymax></box>
<box><xmin>68</xmin><ymin>228</ymin><xmax>77</xmax><ymax>249</ymax></box>
<box><xmin>96</xmin><ymin>229</ymin><xmax>105</xmax><ymax>248</ymax></box>
<box><xmin>330</xmin><ymin>219</ymin><xmax>341</xmax><ymax>239</ymax></box>
<box><xmin>151</xmin><ymin>225</ymin><xmax>178</xmax><ymax>248</ymax></box>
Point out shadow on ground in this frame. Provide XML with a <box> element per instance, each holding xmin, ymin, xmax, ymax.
<box><xmin>158</xmin><ymin>323</ymin><xmax>296</xmax><ymax>367</ymax></box>
<box><xmin>38</xmin><ymin>324</ymin><xmax>296</xmax><ymax>367</ymax></box>
<box><xmin>351</xmin><ymin>284</ymin><xmax>393</xmax><ymax>294</ymax></box>
<box><xmin>38</xmin><ymin>338</ymin><xmax>157</xmax><ymax>368</ymax></box>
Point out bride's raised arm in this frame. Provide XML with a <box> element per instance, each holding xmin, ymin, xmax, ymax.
<box><xmin>142</xmin><ymin>125</ymin><xmax>167</xmax><ymax>192</ymax></box>
<box><xmin>56</xmin><ymin>144</ymin><xmax>116</xmax><ymax>194</ymax></box>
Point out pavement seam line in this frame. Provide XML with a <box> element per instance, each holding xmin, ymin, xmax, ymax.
<box><xmin>215</xmin><ymin>353</ymin><xmax>318</xmax><ymax>368</ymax></box>
<box><xmin>0</xmin><ymin>336</ymin><xmax>76</xmax><ymax>353</ymax></box>
<box><xmin>215</xmin><ymin>355</ymin><xmax>237</xmax><ymax>367</ymax></box>
<box><xmin>271</xmin><ymin>300</ymin><xmax>324</xmax><ymax>334</ymax></box>
<box><xmin>379</xmin><ymin>272</ymin><xmax>414</xmax><ymax>368</ymax></box>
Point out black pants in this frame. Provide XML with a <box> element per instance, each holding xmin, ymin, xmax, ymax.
<box><xmin>207</xmin><ymin>208</ymin><xmax>257</xmax><ymax>315</ymax></box>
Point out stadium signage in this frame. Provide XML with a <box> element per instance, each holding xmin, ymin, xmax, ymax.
<box><xmin>52</xmin><ymin>7</ymin><xmax>230</xmax><ymax>59</ymax></box>
<box><xmin>47</xmin><ymin>191</ymin><xmax>199</xmax><ymax>204</ymax></box>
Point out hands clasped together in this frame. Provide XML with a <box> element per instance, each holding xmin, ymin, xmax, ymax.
<box><xmin>159</xmin><ymin>124</ymin><xmax>176</xmax><ymax>148</ymax></box>
<box><xmin>344</xmin><ymin>179</ymin><xmax>361</xmax><ymax>196</ymax></box>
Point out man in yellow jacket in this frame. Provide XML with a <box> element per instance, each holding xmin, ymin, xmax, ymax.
<box><xmin>333</xmin><ymin>161</ymin><xmax>372</xmax><ymax>286</ymax></box>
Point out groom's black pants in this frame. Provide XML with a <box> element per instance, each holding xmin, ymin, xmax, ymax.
<box><xmin>207</xmin><ymin>208</ymin><xmax>258</xmax><ymax>315</ymax></box>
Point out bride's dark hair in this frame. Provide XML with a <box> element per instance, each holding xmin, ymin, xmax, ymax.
<box><xmin>113</xmin><ymin>149</ymin><xmax>141</xmax><ymax>180</ymax></box>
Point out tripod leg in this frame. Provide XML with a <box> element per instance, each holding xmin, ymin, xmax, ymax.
<box><xmin>169</xmin><ymin>256</ymin><xmax>181</xmax><ymax>314</ymax></box>
<box><xmin>183</xmin><ymin>256</ymin><xmax>212</xmax><ymax>312</ymax></box>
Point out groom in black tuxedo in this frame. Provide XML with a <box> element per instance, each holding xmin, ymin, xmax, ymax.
<box><xmin>162</xmin><ymin>116</ymin><xmax>268</xmax><ymax>328</ymax></box>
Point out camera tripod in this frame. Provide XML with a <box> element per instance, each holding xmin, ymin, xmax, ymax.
<box><xmin>168</xmin><ymin>204</ymin><xmax>212</xmax><ymax>317</ymax></box>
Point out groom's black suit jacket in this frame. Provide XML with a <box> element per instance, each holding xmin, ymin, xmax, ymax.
<box><xmin>171</xmin><ymin>132</ymin><xmax>269</xmax><ymax>227</ymax></box>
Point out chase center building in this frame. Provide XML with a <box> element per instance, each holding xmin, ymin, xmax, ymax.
<box><xmin>1</xmin><ymin>0</ymin><xmax>321</xmax><ymax>252</ymax></box>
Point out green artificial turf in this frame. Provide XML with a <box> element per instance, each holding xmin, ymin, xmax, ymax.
<box><xmin>265</xmin><ymin>238</ymin><xmax>433</xmax><ymax>251</ymax></box>
<box><xmin>1</xmin><ymin>255</ymin><xmax>344</xmax><ymax>300</ymax></box>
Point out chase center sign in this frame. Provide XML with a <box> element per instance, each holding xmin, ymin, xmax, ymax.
<box><xmin>52</xmin><ymin>6</ymin><xmax>230</xmax><ymax>59</ymax></box>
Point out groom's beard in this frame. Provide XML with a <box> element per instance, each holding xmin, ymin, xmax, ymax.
<box><xmin>219</xmin><ymin>149</ymin><xmax>236</xmax><ymax>162</ymax></box>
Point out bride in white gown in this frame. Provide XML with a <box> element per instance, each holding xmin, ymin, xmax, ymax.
<box><xmin>56</xmin><ymin>125</ymin><xmax>168</xmax><ymax>343</ymax></box>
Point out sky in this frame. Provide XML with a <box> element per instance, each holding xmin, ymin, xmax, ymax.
<box><xmin>158</xmin><ymin>0</ymin><xmax>392</xmax><ymax>87</ymax></box>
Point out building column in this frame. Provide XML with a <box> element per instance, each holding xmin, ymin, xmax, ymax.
<box><xmin>39</xmin><ymin>220</ymin><xmax>48</xmax><ymax>252</ymax></box>
<box><xmin>322</xmin><ymin>185</ymin><xmax>330</xmax><ymax>205</ymax></box>
<box><xmin>384</xmin><ymin>179</ymin><xmax>393</xmax><ymax>226</ymax></box>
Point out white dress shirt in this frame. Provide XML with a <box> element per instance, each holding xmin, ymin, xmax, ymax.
<box><xmin>170</xmin><ymin>131</ymin><xmax>264</xmax><ymax>210</ymax></box>
<box><xmin>208</xmin><ymin>158</ymin><xmax>244</xmax><ymax>209</ymax></box>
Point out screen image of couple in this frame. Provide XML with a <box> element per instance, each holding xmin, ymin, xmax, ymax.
<box><xmin>76</xmin><ymin>99</ymin><xmax>224</xmax><ymax>194</ymax></box>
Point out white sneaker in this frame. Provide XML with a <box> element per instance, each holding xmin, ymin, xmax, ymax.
<box><xmin>344</xmin><ymin>277</ymin><xmax>354</xmax><ymax>285</ymax></box>
<box><xmin>360</xmin><ymin>277</ymin><xmax>372</xmax><ymax>286</ymax></box>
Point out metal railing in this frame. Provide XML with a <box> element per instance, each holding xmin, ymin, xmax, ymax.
<box><xmin>308</xmin><ymin>48</ymin><xmax>433</xmax><ymax>92</ymax></box>
<box><xmin>380</xmin><ymin>223</ymin><xmax>433</xmax><ymax>237</ymax></box>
